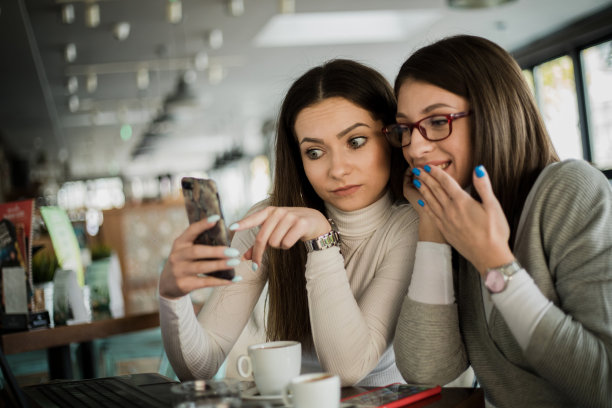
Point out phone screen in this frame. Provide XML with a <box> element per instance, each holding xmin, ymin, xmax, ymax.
<box><xmin>181</xmin><ymin>177</ymin><xmax>234</xmax><ymax>280</ymax></box>
<box><xmin>341</xmin><ymin>384</ymin><xmax>441</xmax><ymax>408</ymax></box>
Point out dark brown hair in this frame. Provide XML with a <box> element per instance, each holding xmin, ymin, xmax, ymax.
<box><xmin>266</xmin><ymin>59</ymin><xmax>402</xmax><ymax>346</ymax></box>
<box><xmin>394</xmin><ymin>35</ymin><xmax>559</xmax><ymax>245</ymax></box>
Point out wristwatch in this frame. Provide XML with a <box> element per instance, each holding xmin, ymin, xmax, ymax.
<box><xmin>304</xmin><ymin>219</ymin><xmax>341</xmax><ymax>252</ymax></box>
<box><xmin>484</xmin><ymin>260</ymin><xmax>522</xmax><ymax>294</ymax></box>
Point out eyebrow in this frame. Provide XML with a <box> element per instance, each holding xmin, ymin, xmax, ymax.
<box><xmin>299</xmin><ymin>122</ymin><xmax>370</xmax><ymax>145</ymax></box>
<box><xmin>396</xmin><ymin>103</ymin><xmax>455</xmax><ymax>120</ymax></box>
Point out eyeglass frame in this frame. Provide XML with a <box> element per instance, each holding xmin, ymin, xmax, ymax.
<box><xmin>382</xmin><ymin>111</ymin><xmax>471</xmax><ymax>148</ymax></box>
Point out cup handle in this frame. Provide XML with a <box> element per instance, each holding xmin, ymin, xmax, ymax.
<box><xmin>236</xmin><ymin>355</ymin><xmax>252</xmax><ymax>378</ymax></box>
<box><xmin>282</xmin><ymin>384</ymin><xmax>292</xmax><ymax>407</ymax></box>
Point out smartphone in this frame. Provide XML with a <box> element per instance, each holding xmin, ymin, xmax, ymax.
<box><xmin>181</xmin><ymin>177</ymin><xmax>235</xmax><ymax>280</ymax></box>
<box><xmin>340</xmin><ymin>383</ymin><xmax>442</xmax><ymax>408</ymax></box>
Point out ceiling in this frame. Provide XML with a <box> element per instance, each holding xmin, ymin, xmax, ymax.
<box><xmin>1</xmin><ymin>0</ymin><xmax>611</xmax><ymax>182</ymax></box>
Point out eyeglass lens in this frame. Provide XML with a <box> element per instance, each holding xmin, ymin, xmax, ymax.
<box><xmin>387</xmin><ymin>115</ymin><xmax>452</xmax><ymax>147</ymax></box>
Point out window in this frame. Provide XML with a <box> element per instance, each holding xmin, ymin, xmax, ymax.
<box><xmin>533</xmin><ymin>56</ymin><xmax>583</xmax><ymax>160</ymax></box>
<box><xmin>581</xmin><ymin>40</ymin><xmax>612</xmax><ymax>169</ymax></box>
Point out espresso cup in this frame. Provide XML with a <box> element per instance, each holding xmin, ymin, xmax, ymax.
<box><xmin>282</xmin><ymin>372</ymin><xmax>340</xmax><ymax>408</ymax></box>
<box><xmin>236</xmin><ymin>340</ymin><xmax>301</xmax><ymax>396</ymax></box>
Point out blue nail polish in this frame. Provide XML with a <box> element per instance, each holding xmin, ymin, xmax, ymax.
<box><xmin>228</xmin><ymin>223</ymin><xmax>239</xmax><ymax>231</ymax></box>
<box><xmin>224</xmin><ymin>248</ymin><xmax>240</xmax><ymax>257</ymax></box>
<box><xmin>207</xmin><ymin>214</ymin><xmax>221</xmax><ymax>223</ymax></box>
<box><xmin>232</xmin><ymin>275</ymin><xmax>243</xmax><ymax>283</ymax></box>
<box><xmin>424</xmin><ymin>165</ymin><xmax>431</xmax><ymax>173</ymax></box>
<box><xmin>475</xmin><ymin>165</ymin><xmax>485</xmax><ymax>178</ymax></box>
<box><xmin>226</xmin><ymin>258</ymin><xmax>240</xmax><ymax>267</ymax></box>
<box><xmin>413</xmin><ymin>179</ymin><xmax>422</xmax><ymax>188</ymax></box>
<box><xmin>417</xmin><ymin>199</ymin><xmax>425</xmax><ymax>207</ymax></box>
<box><xmin>252</xmin><ymin>262</ymin><xmax>259</xmax><ymax>272</ymax></box>
<box><xmin>411</xmin><ymin>168</ymin><xmax>421</xmax><ymax>176</ymax></box>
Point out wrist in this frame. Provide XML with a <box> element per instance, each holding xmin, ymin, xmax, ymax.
<box><xmin>418</xmin><ymin>221</ymin><xmax>445</xmax><ymax>243</ymax></box>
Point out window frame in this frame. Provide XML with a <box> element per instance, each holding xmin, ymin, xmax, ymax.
<box><xmin>512</xmin><ymin>5</ymin><xmax>612</xmax><ymax>179</ymax></box>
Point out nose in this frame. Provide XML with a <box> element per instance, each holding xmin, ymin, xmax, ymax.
<box><xmin>329</xmin><ymin>149</ymin><xmax>351</xmax><ymax>179</ymax></box>
<box><xmin>405</xmin><ymin>127</ymin><xmax>433</xmax><ymax>161</ymax></box>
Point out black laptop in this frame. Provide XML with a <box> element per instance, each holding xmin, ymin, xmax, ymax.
<box><xmin>0</xmin><ymin>343</ymin><xmax>177</xmax><ymax>408</ymax></box>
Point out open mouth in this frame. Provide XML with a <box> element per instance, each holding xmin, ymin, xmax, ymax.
<box><xmin>437</xmin><ymin>162</ymin><xmax>450</xmax><ymax>170</ymax></box>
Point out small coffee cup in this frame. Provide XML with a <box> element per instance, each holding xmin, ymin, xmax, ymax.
<box><xmin>282</xmin><ymin>372</ymin><xmax>340</xmax><ymax>408</ymax></box>
<box><xmin>236</xmin><ymin>340</ymin><xmax>301</xmax><ymax>396</ymax></box>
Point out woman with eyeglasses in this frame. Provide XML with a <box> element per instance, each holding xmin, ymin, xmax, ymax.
<box><xmin>387</xmin><ymin>35</ymin><xmax>612</xmax><ymax>407</ymax></box>
<box><xmin>159</xmin><ymin>59</ymin><xmax>420</xmax><ymax>386</ymax></box>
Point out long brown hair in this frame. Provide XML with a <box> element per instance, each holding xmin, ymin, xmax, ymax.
<box><xmin>394</xmin><ymin>35</ymin><xmax>559</xmax><ymax>246</ymax></box>
<box><xmin>266</xmin><ymin>59</ymin><xmax>402</xmax><ymax>346</ymax></box>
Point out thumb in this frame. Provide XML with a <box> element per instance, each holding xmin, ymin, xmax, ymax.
<box><xmin>473</xmin><ymin>165</ymin><xmax>501</xmax><ymax>211</ymax></box>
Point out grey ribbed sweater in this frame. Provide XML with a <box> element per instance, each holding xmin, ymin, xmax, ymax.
<box><xmin>394</xmin><ymin>160</ymin><xmax>612</xmax><ymax>407</ymax></box>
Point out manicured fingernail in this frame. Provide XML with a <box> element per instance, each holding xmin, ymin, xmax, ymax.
<box><xmin>411</xmin><ymin>168</ymin><xmax>421</xmax><ymax>176</ymax></box>
<box><xmin>417</xmin><ymin>199</ymin><xmax>425</xmax><ymax>207</ymax></box>
<box><xmin>424</xmin><ymin>165</ymin><xmax>431</xmax><ymax>173</ymax></box>
<box><xmin>475</xmin><ymin>165</ymin><xmax>485</xmax><ymax>178</ymax></box>
<box><xmin>207</xmin><ymin>214</ymin><xmax>221</xmax><ymax>223</ymax></box>
<box><xmin>229</xmin><ymin>223</ymin><xmax>239</xmax><ymax>231</ymax></box>
<box><xmin>413</xmin><ymin>179</ymin><xmax>422</xmax><ymax>188</ymax></box>
<box><xmin>232</xmin><ymin>275</ymin><xmax>243</xmax><ymax>283</ymax></box>
<box><xmin>226</xmin><ymin>258</ymin><xmax>240</xmax><ymax>267</ymax></box>
<box><xmin>224</xmin><ymin>248</ymin><xmax>240</xmax><ymax>257</ymax></box>
<box><xmin>251</xmin><ymin>262</ymin><xmax>259</xmax><ymax>272</ymax></box>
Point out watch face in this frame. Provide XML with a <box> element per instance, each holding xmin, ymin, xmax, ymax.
<box><xmin>485</xmin><ymin>270</ymin><xmax>505</xmax><ymax>293</ymax></box>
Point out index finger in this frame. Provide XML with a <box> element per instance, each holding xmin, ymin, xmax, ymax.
<box><xmin>421</xmin><ymin>164</ymin><xmax>466</xmax><ymax>201</ymax></box>
<box><xmin>229</xmin><ymin>206</ymin><xmax>274</xmax><ymax>231</ymax></box>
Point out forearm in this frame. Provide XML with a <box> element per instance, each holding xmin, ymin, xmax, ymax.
<box><xmin>159</xmin><ymin>295</ymin><xmax>222</xmax><ymax>380</ymax></box>
<box><xmin>305</xmin><ymin>247</ymin><xmax>384</xmax><ymax>386</ymax></box>
<box><xmin>396</xmin><ymin>242</ymin><xmax>467</xmax><ymax>385</ymax></box>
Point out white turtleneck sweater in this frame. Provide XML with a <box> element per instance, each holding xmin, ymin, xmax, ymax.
<box><xmin>159</xmin><ymin>191</ymin><xmax>419</xmax><ymax>386</ymax></box>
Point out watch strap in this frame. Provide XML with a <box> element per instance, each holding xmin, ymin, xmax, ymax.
<box><xmin>304</xmin><ymin>219</ymin><xmax>341</xmax><ymax>252</ymax></box>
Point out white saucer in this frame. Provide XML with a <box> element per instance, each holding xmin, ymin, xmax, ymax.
<box><xmin>241</xmin><ymin>386</ymin><xmax>284</xmax><ymax>403</ymax></box>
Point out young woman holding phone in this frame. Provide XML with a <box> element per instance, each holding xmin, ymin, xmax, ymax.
<box><xmin>158</xmin><ymin>59</ymin><xmax>419</xmax><ymax>386</ymax></box>
<box><xmin>388</xmin><ymin>35</ymin><xmax>612</xmax><ymax>407</ymax></box>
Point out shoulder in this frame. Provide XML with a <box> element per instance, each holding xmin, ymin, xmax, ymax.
<box><xmin>381</xmin><ymin>199</ymin><xmax>419</xmax><ymax>239</ymax></box>
<box><xmin>526</xmin><ymin>160</ymin><xmax>610</xmax><ymax>214</ymax></box>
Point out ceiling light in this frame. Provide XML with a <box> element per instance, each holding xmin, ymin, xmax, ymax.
<box><xmin>67</xmin><ymin>76</ymin><xmax>78</xmax><ymax>94</ymax></box>
<box><xmin>61</xmin><ymin>4</ymin><xmax>75</xmax><ymax>24</ymax></box>
<box><xmin>194</xmin><ymin>51</ymin><xmax>209</xmax><ymax>71</ymax></box>
<box><xmin>227</xmin><ymin>0</ymin><xmax>244</xmax><ymax>17</ymax></box>
<box><xmin>85</xmin><ymin>3</ymin><xmax>100</xmax><ymax>28</ymax></box>
<box><xmin>136</xmin><ymin>68</ymin><xmax>150</xmax><ymax>90</ymax></box>
<box><xmin>86</xmin><ymin>73</ymin><xmax>97</xmax><ymax>93</ymax></box>
<box><xmin>278</xmin><ymin>0</ymin><xmax>295</xmax><ymax>14</ymax></box>
<box><xmin>447</xmin><ymin>0</ymin><xmax>517</xmax><ymax>8</ymax></box>
<box><xmin>65</xmin><ymin>43</ymin><xmax>77</xmax><ymax>62</ymax></box>
<box><xmin>167</xmin><ymin>0</ymin><xmax>182</xmax><ymax>24</ymax></box>
<box><xmin>254</xmin><ymin>10</ymin><xmax>441</xmax><ymax>47</ymax></box>
<box><xmin>68</xmin><ymin>95</ymin><xmax>80</xmax><ymax>112</ymax></box>
<box><xmin>113</xmin><ymin>22</ymin><xmax>130</xmax><ymax>41</ymax></box>
<box><xmin>207</xmin><ymin>29</ymin><xmax>223</xmax><ymax>49</ymax></box>
<box><xmin>208</xmin><ymin>65</ymin><xmax>225</xmax><ymax>85</ymax></box>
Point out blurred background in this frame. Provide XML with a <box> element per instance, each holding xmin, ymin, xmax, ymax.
<box><xmin>1</xmin><ymin>0</ymin><xmax>612</xmax><ymax>386</ymax></box>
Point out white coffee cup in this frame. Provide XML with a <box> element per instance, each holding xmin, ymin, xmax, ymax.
<box><xmin>282</xmin><ymin>372</ymin><xmax>340</xmax><ymax>408</ymax></box>
<box><xmin>236</xmin><ymin>340</ymin><xmax>301</xmax><ymax>396</ymax></box>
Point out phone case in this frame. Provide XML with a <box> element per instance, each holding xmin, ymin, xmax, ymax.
<box><xmin>181</xmin><ymin>177</ymin><xmax>234</xmax><ymax>280</ymax></box>
<box><xmin>341</xmin><ymin>383</ymin><xmax>442</xmax><ymax>408</ymax></box>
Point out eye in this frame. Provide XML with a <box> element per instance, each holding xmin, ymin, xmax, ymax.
<box><xmin>348</xmin><ymin>136</ymin><xmax>367</xmax><ymax>149</ymax></box>
<box><xmin>427</xmin><ymin>116</ymin><xmax>449</xmax><ymax>128</ymax></box>
<box><xmin>305</xmin><ymin>148</ymin><xmax>323</xmax><ymax>160</ymax></box>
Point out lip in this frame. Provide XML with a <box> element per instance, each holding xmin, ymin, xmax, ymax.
<box><xmin>414</xmin><ymin>160</ymin><xmax>451</xmax><ymax>171</ymax></box>
<box><xmin>332</xmin><ymin>185</ymin><xmax>361</xmax><ymax>196</ymax></box>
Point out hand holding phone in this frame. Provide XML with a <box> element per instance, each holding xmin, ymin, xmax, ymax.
<box><xmin>181</xmin><ymin>177</ymin><xmax>235</xmax><ymax>280</ymax></box>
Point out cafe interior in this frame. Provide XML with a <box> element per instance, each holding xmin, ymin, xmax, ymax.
<box><xmin>0</xmin><ymin>0</ymin><xmax>611</xmax><ymax>405</ymax></box>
